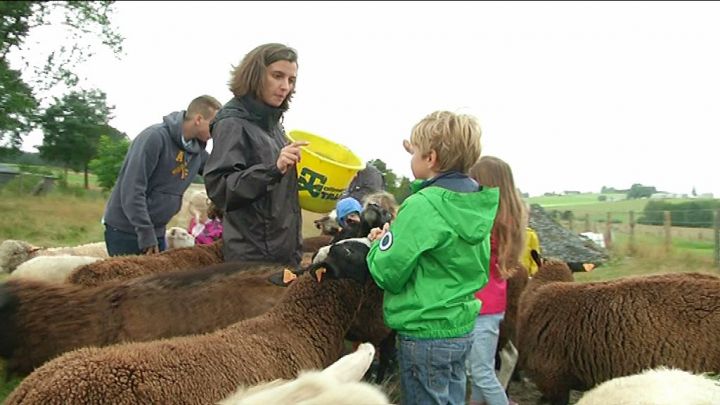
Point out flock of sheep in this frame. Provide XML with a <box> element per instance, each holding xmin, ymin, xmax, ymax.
<box><xmin>1</xmin><ymin>203</ymin><xmax>720</xmax><ymax>404</ymax></box>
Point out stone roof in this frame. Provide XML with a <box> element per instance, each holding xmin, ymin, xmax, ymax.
<box><xmin>529</xmin><ymin>203</ymin><xmax>609</xmax><ymax>264</ymax></box>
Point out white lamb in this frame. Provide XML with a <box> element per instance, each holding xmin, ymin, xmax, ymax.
<box><xmin>577</xmin><ymin>367</ymin><xmax>720</xmax><ymax>405</ymax></box>
<box><xmin>166</xmin><ymin>226</ymin><xmax>195</xmax><ymax>249</ymax></box>
<box><xmin>220</xmin><ymin>342</ymin><xmax>391</xmax><ymax>405</ymax></box>
<box><xmin>8</xmin><ymin>255</ymin><xmax>102</xmax><ymax>283</ymax></box>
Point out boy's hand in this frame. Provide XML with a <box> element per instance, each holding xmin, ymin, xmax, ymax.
<box><xmin>402</xmin><ymin>139</ymin><xmax>414</xmax><ymax>154</ymax></box>
<box><xmin>277</xmin><ymin>141</ymin><xmax>310</xmax><ymax>174</ymax></box>
<box><xmin>368</xmin><ymin>222</ymin><xmax>390</xmax><ymax>242</ymax></box>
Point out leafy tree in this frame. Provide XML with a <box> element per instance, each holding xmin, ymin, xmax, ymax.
<box><xmin>394</xmin><ymin>176</ymin><xmax>412</xmax><ymax>203</ymax></box>
<box><xmin>367</xmin><ymin>158</ymin><xmax>414</xmax><ymax>203</ymax></box>
<box><xmin>38</xmin><ymin>89</ymin><xmax>114</xmax><ymax>189</ymax></box>
<box><xmin>638</xmin><ymin>199</ymin><xmax>720</xmax><ymax>228</ymax></box>
<box><xmin>626</xmin><ymin>183</ymin><xmax>656</xmax><ymax>199</ymax></box>
<box><xmin>0</xmin><ymin>1</ymin><xmax>123</xmax><ymax>150</ymax></box>
<box><xmin>89</xmin><ymin>134</ymin><xmax>129</xmax><ymax>192</ymax></box>
<box><xmin>0</xmin><ymin>59</ymin><xmax>37</xmax><ymax>153</ymax></box>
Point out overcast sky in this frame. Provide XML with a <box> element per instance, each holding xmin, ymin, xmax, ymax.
<box><xmin>17</xmin><ymin>1</ymin><xmax>720</xmax><ymax>197</ymax></box>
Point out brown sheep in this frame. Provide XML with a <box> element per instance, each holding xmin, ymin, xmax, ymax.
<box><xmin>5</xmin><ymin>239</ymin><xmax>381</xmax><ymax>404</ymax></box>
<box><xmin>0</xmin><ymin>261</ymin><xmax>289</xmax><ymax>376</ymax></box>
<box><xmin>498</xmin><ymin>264</ymin><xmax>529</xmax><ymax>353</ymax></box>
<box><xmin>517</xmin><ymin>260</ymin><xmax>720</xmax><ymax>405</ymax></box>
<box><xmin>302</xmin><ymin>235</ymin><xmax>333</xmax><ymax>254</ymax></box>
<box><xmin>66</xmin><ymin>240</ymin><xmax>223</xmax><ymax>287</ymax></box>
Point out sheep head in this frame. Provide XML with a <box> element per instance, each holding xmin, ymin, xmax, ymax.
<box><xmin>334</xmin><ymin>203</ymin><xmax>392</xmax><ymax>242</ymax></box>
<box><xmin>313</xmin><ymin>216</ymin><xmax>340</xmax><ymax>236</ymax></box>
<box><xmin>309</xmin><ymin>239</ymin><xmax>371</xmax><ymax>284</ymax></box>
<box><xmin>166</xmin><ymin>227</ymin><xmax>195</xmax><ymax>249</ymax></box>
<box><xmin>270</xmin><ymin>239</ymin><xmax>371</xmax><ymax>286</ymax></box>
<box><xmin>0</xmin><ymin>240</ymin><xmax>41</xmax><ymax>274</ymax></box>
<box><xmin>530</xmin><ymin>250</ymin><xmax>574</xmax><ymax>283</ymax></box>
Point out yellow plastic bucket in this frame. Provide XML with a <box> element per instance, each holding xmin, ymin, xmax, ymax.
<box><xmin>287</xmin><ymin>130</ymin><xmax>365</xmax><ymax>213</ymax></box>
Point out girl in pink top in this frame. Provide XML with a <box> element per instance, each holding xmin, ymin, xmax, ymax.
<box><xmin>467</xmin><ymin>156</ymin><xmax>527</xmax><ymax>405</ymax></box>
<box><xmin>187</xmin><ymin>192</ymin><xmax>224</xmax><ymax>245</ymax></box>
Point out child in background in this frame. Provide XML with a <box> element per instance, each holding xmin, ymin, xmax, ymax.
<box><xmin>335</xmin><ymin>197</ymin><xmax>363</xmax><ymax>229</ymax></box>
<box><xmin>187</xmin><ymin>190</ymin><xmax>223</xmax><ymax>245</ymax></box>
<box><xmin>363</xmin><ymin>190</ymin><xmax>399</xmax><ymax>220</ymax></box>
<box><xmin>367</xmin><ymin>111</ymin><xmax>499</xmax><ymax>405</ymax></box>
<box><xmin>466</xmin><ymin>156</ymin><xmax>527</xmax><ymax>405</ymax></box>
<box><xmin>523</xmin><ymin>226</ymin><xmax>541</xmax><ymax>276</ymax></box>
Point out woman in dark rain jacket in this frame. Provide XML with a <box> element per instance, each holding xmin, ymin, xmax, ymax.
<box><xmin>204</xmin><ymin>43</ymin><xmax>306</xmax><ymax>266</ymax></box>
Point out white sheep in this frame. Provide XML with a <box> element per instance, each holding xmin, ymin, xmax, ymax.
<box><xmin>7</xmin><ymin>255</ymin><xmax>102</xmax><ymax>283</ymax></box>
<box><xmin>0</xmin><ymin>239</ymin><xmax>108</xmax><ymax>274</ymax></box>
<box><xmin>576</xmin><ymin>367</ymin><xmax>720</xmax><ymax>405</ymax></box>
<box><xmin>165</xmin><ymin>226</ymin><xmax>195</xmax><ymax>249</ymax></box>
<box><xmin>220</xmin><ymin>343</ymin><xmax>391</xmax><ymax>405</ymax></box>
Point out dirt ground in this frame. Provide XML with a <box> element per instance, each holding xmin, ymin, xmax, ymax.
<box><xmin>507</xmin><ymin>377</ymin><xmax>584</xmax><ymax>405</ymax></box>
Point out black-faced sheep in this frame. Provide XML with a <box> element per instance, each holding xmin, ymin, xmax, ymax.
<box><xmin>66</xmin><ymin>240</ymin><xmax>224</xmax><ymax>286</ymax></box>
<box><xmin>5</xmin><ymin>239</ymin><xmax>383</xmax><ymax>404</ymax></box>
<box><xmin>576</xmin><ymin>367</ymin><xmax>720</xmax><ymax>405</ymax></box>
<box><xmin>0</xmin><ymin>240</ymin><xmax>108</xmax><ymax>274</ymax></box>
<box><xmin>311</xmin><ymin>204</ymin><xmax>396</xmax><ymax>382</ymax></box>
<box><xmin>517</xmin><ymin>259</ymin><xmax>720</xmax><ymax>405</ymax></box>
<box><xmin>0</xmin><ymin>261</ymin><xmax>288</xmax><ymax>375</ymax></box>
<box><xmin>219</xmin><ymin>342</ymin><xmax>391</xmax><ymax>405</ymax></box>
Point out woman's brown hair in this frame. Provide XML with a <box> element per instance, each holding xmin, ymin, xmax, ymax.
<box><xmin>228</xmin><ymin>43</ymin><xmax>298</xmax><ymax>111</ymax></box>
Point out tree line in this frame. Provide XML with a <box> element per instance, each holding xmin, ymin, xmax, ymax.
<box><xmin>0</xmin><ymin>2</ymin><xmax>412</xmax><ymax>204</ymax></box>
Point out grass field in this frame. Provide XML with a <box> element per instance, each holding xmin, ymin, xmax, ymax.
<box><xmin>0</xmin><ymin>176</ymin><xmax>718</xmax><ymax>401</ymax></box>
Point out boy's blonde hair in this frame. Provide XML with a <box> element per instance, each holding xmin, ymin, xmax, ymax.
<box><xmin>410</xmin><ymin>111</ymin><xmax>482</xmax><ymax>173</ymax></box>
<box><xmin>469</xmin><ymin>156</ymin><xmax>527</xmax><ymax>279</ymax></box>
<box><xmin>363</xmin><ymin>191</ymin><xmax>399</xmax><ymax>220</ymax></box>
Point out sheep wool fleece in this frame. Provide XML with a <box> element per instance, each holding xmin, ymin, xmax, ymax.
<box><xmin>368</xmin><ymin>176</ymin><xmax>499</xmax><ymax>339</ymax></box>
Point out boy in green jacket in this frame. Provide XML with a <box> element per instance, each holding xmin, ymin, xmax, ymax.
<box><xmin>367</xmin><ymin>111</ymin><xmax>499</xmax><ymax>405</ymax></box>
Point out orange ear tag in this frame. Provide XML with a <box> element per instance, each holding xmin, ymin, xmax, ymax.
<box><xmin>283</xmin><ymin>269</ymin><xmax>298</xmax><ymax>284</ymax></box>
<box><xmin>315</xmin><ymin>267</ymin><xmax>327</xmax><ymax>283</ymax></box>
<box><xmin>583</xmin><ymin>263</ymin><xmax>596</xmax><ymax>272</ymax></box>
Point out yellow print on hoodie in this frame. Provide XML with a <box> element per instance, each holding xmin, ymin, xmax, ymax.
<box><xmin>172</xmin><ymin>151</ymin><xmax>189</xmax><ymax>179</ymax></box>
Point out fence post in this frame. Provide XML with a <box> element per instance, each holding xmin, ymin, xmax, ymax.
<box><xmin>714</xmin><ymin>209</ymin><xmax>719</xmax><ymax>269</ymax></box>
<box><xmin>629</xmin><ymin>210</ymin><xmax>636</xmax><ymax>255</ymax></box>
<box><xmin>604</xmin><ymin>212</ymin><xmax>613</xmax><ymax>249</ymax></box>
<box><xmin>664</xmin><ymin>210</ymin><xmax>672</xmax><ymax>254</ymax></box>
<box><xmin>584</xmin><ymin>213</ymin><xmax>590</xmax><ymax>232</ymax></box>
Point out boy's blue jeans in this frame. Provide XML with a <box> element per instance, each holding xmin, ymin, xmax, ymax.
<box><xmin>104</xmin><ymin>225</ymin><xmax>166</xmax><ymax>256</ymax></box>
<box><xmin>398</xmin><ymin>332</ymin><xmax>473</xmax><ymax>405</ymax></box>
<box><xmin>467</xmin><ymin>312</ymin><xmax>508</xmax><ymax>405</ymax></box>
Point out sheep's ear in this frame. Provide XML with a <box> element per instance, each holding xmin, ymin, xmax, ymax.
<box><xmin>314</xmin><ymin>267</ymin><xmax>327</xmax><ymax>283</ymax></box>
<box><xmin>530</xmin><ymin>249</ymin><xmax>542</xmax><ymax>268</ymax></box>
<box><xmin>267</xmin><ymin>268</ymin><xmax>298</xmax><ymax>287</ymax></box>
<box><xmin>566</xmin><ymin>262</ymin><xmax>596</xmax><ymax>272</ymax></box>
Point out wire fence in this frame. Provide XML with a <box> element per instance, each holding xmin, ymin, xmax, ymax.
<box><xmin>555</xmin><ymin>209</ymin><xmax>720</xmax><ymax>269</ymax></box>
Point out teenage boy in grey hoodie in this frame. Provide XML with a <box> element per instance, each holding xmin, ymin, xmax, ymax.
<box><xmin>102</xmin><ymin>95</ymin><xmax>221</xmax><ymax>256</ymax></box>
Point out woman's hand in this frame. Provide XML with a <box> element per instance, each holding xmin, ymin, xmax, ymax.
<box><xmin>277</xmin><ymin>141</ymin><xmax>309</xmax><ymax>174</ymax></box>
